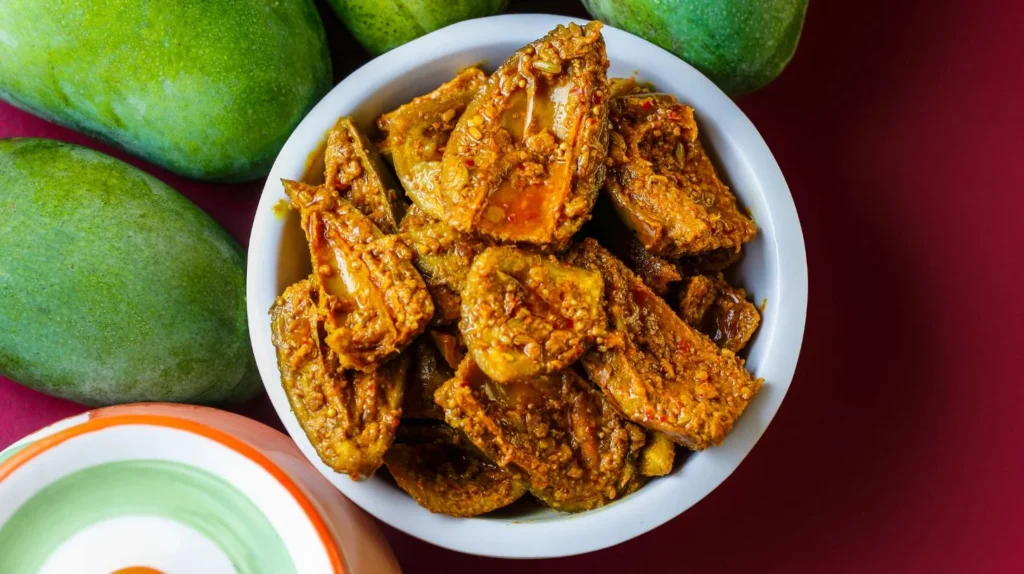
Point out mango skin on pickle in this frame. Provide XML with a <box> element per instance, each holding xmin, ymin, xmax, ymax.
<box><xmin>0</xmin><ymin>139</ymin><xmax>260</xmax><ymax>406</ymax></box>
<box><xmin>0</xmin><ymin>0</ymin><xmax>331</xmax><ymax>182</ymax></box>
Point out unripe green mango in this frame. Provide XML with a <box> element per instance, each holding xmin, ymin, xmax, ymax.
<box><xmin>0</xmin><ymin>139</ymin><xmax>260</xmax><ymax>406</ymax></box>
<box><xmin>327</xmin><ymin>0</ymin><xmax>508</xmax><ymax>55</ymax></box>
<box><xmin>0</xmin><ymin>1</ymin><xmax>332</xmax><ymax>182</ymax></box>
<box><xmin>583</xmin><ymin>0</ymin><xmax>808</xmax><ymax>94</ymax></box>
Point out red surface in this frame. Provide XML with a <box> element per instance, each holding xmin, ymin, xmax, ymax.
<box><xmin>2</xmin><ymin>1</ymin><xmax>1023</xmax><ymax>572</ymax></box>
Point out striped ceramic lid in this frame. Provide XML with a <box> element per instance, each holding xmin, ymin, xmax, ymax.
<box><xmin>0</xmin><ymin>409</ymin><xmax>348</xmax><ymax>574</ymax></box>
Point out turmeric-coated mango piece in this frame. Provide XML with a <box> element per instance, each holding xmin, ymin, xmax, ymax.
<box><xmin>678</xmin><ymin>274</ymin><xmax>720</xmax><ymax>326</ymax></box>
<box><xmin>605</xmin><ymin>93</ymin><xmax>756</xmax><ymax>256</ymax></box>
<box><xmin>384</xmin><ymin>442</ymin><xmax>528</xmax><ymax>517</ymax></box>
<box><xmin>440</xmin><ymin>22</ymin><xmax>610</xmax><ymax>245</ymax></box>
<box><xmin>460</xmin><ymin>246</ymin><xmax>607</xmax><ymax>383</ymax></box>
<box><xmin>435</xmin><ymin>359</ymin><xmax>645</xmax><ymax>512</ymax></box>
<box><xmin>677</xmin><ymin>247</ymin><xmax>744</xmax><ymax>274</ymax></box>
<box><xmin>270</xmin><ymin>279</ymin><xmax>407</xmax><ymax>479</ymax></box>
<box><xmin>284</xmin><ymin>180</ymin><xmax>433</xmax><ymax>371</ymax></box>
<box><xmin>324</xmin><ymin>117</ymin><xmax>406</xmax><ymax>233</ymax></box>
<box><xmin>588</xmin><ymin>198</ymin><xmax>682</xmax><ymax>296</ymax></box>
<box><xmin>429</xmin><ymin>329</ymin><xmax>465</xmax><ymax>370</ymax></box>
<box><xmin>398</xmin><ymin>204</ymin><xmax>490</xmax><ymax>325</ymax></box>
<box><xmin>403</xmin><ymin>335</ymin><xmax>453</xmax><ymax>421</ymax></box>
<box><xmin>569</xmin><ymin>238</ymin><xmax>762</xmax><ymax>450</ymax></box>
<box><xmin>679</xmin><ymin>273</ymin><xmax>761</xmax><ymax>353</ymax></box>
<box><xmin>377</xmin><ymin>68</ymin><xmax>487</xmax><ymax>220</ymax></box>
<box><xmin>639</xmin><ymin>431</ymin><xmax>676</xmax><ymax>477</ymax></box>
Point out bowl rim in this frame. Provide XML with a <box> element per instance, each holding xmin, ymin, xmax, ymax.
<box><xmin>246</xmin><ymin>13</ymin><xmax>808</xmax><ymax>558</ymax></box>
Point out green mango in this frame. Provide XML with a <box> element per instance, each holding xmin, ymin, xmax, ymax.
<box><xmin>583</xmin><ymin>0</ymin><xmax>808</xmax><ymax>94</ymax></box>
<box><xmin>327</xmin><ymin>0</ymin><xmax>508</xmax><ymax>55</ymax></box>
<box><xmin>0</xmin><ymin>139</ymin><xmax>260</xmax><ymax>406</ymax></box>
<box><xmin>0</xmin><ymin>1</ymin><xmax>331</xmax><ymax>182</ymax></box>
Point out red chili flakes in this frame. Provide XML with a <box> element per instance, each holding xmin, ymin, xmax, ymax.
<box><xmin>465</xmin><ymin>158</ymin><xmax>475</xmax><ymax>167</ymax></box>
<box><xmin>641</xmin><ymin>99</ymin><xmax>654</xmax><ymax>110</ymax></box>
<box><xmin>631</xmin><ymin>286</ymin><xmax>648</xmax><ymax>303</ymax></box>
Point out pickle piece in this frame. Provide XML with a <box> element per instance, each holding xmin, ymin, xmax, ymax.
<box><xmin>324</xmin><ymin>117</ymin><xmax>406</xmax><ymax>233</ymax></box>
<box><xmin>588</xmin><ymin>198</ymin><xmax>682</xmax><ymax>296</ymax></box>
<box><xmin>435</xmin><ymin>359</ymin><xmax>645</xmax><ymax>512</ymax></box>
<box><xmin>394</xmin><ymin>420</ymin><xmax>464</xmax><ymax>446</ymax></box>
<box><xmin>679</xmin><ymin>273</ymin><xmax>761</xmax><ymax>353</ymax></box>
<box><xmin>429</xmin><ymin>329</ymin><xmax>464</xmax><ymax>370</ymax></box>
<box><xmin>284</xmin><ymin>180</ymin><xmax>433</xmax><ymax>371</ymax></box>
<box><xmin>377</xmin><ymin>68</ymin><xmax>487</xmax><ymax>220</ymax></box>
<box><xmin>403</xmin><ymin>335</ymin><xmax>452</xmax><ymax>421</ymax></box>
<box><xmin>461</xmin><ymin>246</ymin><xmax>607</xmax><ymax>383</ymax></box>
<box><xmin>398</xmin><ymin>204</ymin><xmax>490</xmax><ymax>325</ymax></box>
<box><xmin>440</xmin><ymin>21</ymin><xmax>610</xmax><ymax>245</ymax></box>
<box><xmin>639</xmin><ymin>431</ymin><xmax>676</xmax><ymax>477</ymax></box>
<box><xmin>270</xmin><ymin>279</ymin><xmax>406</xmax><ymax>479</ymax></box>
<box><xmin>677</xmin><ymin>247</ymin><xmax>744</xmax><ymax>274</ymax></box>
<box><xmin>569</xmin><ymin>238</ymin><xmax>762</xmax><ymax>450</ymax></box>
<box><xmin>608</xmin><ymin>76</ymin><xmax>648</xmax><ymax>98</ymax></box>
<box><xmin>605</xmin><ymin>93</ymin><xmax>757</xmax><ymax>256</ymax></box>
<box><xmin>678</xmin><ymin>274</ymin><xmax>719</xmax><ymax>326</ymax></box>
<box><xmin>617</xmin><ymin>236</ymin><xmax>682</xmax><ymax>296</ymax></box>
<box><xmin>384</xmin><ymin>442</ymin><xmax>528</xmax><ymax>517</ymax></box>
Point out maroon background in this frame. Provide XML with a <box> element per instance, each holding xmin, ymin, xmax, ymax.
<box><xmin>2</xmin><ymin>1</ymin><xmax>1022</xmax><ymax>572</ymax></box>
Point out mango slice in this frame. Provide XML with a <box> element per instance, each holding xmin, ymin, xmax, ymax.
<box><xmin>569</xmin><ymin>238</ymin><xmax>762</xmax><ymax>450</ymax></box>
<box><xmin>270</xmin><ymin>279</ymin><xmax>407</xmax><ymax>479</ymax></box>
<box><xmin>605</xmin><ymin>93</ymin><xmax>757</xmax><ymax>256</ymax></box>
<box><xmin>460</xmin><ymin>246</ymin><xmax>607</xmax><ymax>383</ymax></box>
<box><xmin>436</xmin><ymin>359</ymin><xmax>645</xmax><ymax>512</ymax></box>
<box><xmin>284</xmin><ymin>180</ymin><xmax>433</xmax><ymax>371</ymax></box>
<box><xmin>377</xmin><ymin>68</ymin><xmax>487</xmax><ymax>220</ymax></box>
<box><xmin>439</xmin><ymin>22</ymin><xmax>610</xmax><ymax>245</ymax></box>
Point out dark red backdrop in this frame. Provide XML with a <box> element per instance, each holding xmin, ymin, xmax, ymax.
<box><xmin>2</xmin><ymin>1</ymin><xmax>1022</xmax><ymax>572</ymax></box>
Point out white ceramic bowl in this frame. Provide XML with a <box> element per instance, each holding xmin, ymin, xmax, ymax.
<box><xmin>247</xmin><ymin>13</ymin><xmax>807</xmax><ymax>559</ymax></box>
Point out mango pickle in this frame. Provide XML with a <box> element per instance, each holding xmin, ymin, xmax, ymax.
<box><xmin>605</xmin><ymin>93</ymin><xmax>757</xmax><ymax>256</ymax></box>
<box><xmin>398</xmin><ymin>204</ymin><xmax>491</xmax><ymax>325</ymax></box>
<box><xmin>435</xmin><ymin>359</ymin><xmax>645</xmax><ymax>512</ymax></box>
<box><xmin>587</xmin><ymin>199</ymin><xmax>682</xmax><ymax>296</ymax></box>
<box><xmin>639</xmin><ymin>431</ymin><xmax>676</xmax><ymax>477</ymax></box>
<box><xmin>324</xmin><ymin>117</ymin><xmax>406</xmax><ymax>233</ymax></box>
<box><xmin>403</xmin><ymin>334</ymin><xmax>453</xmax><ymax>421</ymax></box>
<box><xmin>440</xmin><ymin>22</ymin><xmax>610</xmax><ymax>246</ymax></box>
<box><xmin>679</xmin><ymin>273</ymin><xmax>761</xmax><ymax>353</ymax></box>
<box><xmin>460</xmin><ymin>246</ymin><xmax>607</xmax><ymax>383</ymax></box>
<box><xmin>377</xmin><ymin>68</ymin><xmax>487</xmax><ymax>220</ymax></box>
<box><xmin>268</xmin><ymin>21</ymin><xmax>767</xmax><ymax>517</ymax></box>
<box><xmin>270</xmin><ymin>279</ymin><xmax>407</xmax><ymax>479</ymax></box>
<box><xmin>569</xmin><ymin>239</ymin><xmax>762</xmax><ymax>450</ymax></box>
<box><xmin>283</xmin><ymin>180</ymin><xmax>433</xmax><ymax>371</ymax></box>
<box><xmin>384</xmin><ymin>441</ymin><xmax>528</xmax><ymax>517</ymax></box>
